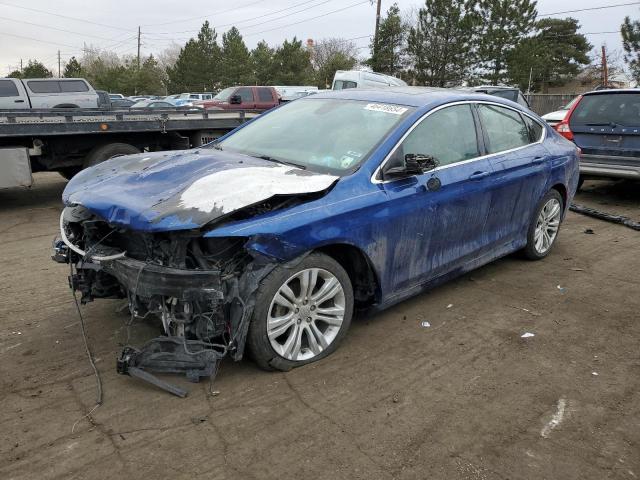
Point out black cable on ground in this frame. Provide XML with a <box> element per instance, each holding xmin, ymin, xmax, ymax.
<box><xmin>569</xmin><ymin>203</ymin><xmax>640</xmax><ymax>231</ymax></box>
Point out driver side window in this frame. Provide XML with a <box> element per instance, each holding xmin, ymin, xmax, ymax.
<box><xmin>394</xmin><ymin>104</ymin><xmax>479</xmax><ymax>168</ymax></box>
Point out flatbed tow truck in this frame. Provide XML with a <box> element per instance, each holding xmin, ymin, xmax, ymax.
<box><xmin>0</xmin><ymin>107</ymin><xmax>259</xmax><ymax>189</ymax></box>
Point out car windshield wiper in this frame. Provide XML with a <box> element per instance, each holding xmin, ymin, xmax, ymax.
<box><xmin>585</xmin><ymin>122</ymin><xmax>626</xmax><ymax>127</ymax></box>
<box><xmin>256</xmin><ymin>154</ymin><xmax>306</xmax><ymax>170</ymax></box>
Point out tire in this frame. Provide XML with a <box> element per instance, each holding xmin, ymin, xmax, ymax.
<box><xmin>247</xmin><ymin>253</ymin><xmax>354</xmax><ymax>371</ymax></box>
<box><xmin>53</xmin><ymin>104</ymin><xmax>79</xmax><ymax>108</ymax></box>
<box><xmin>523</xmin><ymin>189</ymin><xmax>564</xmax><ymax>260</ymax></box>
<box><xmin>84</xmin><ymin>143</ymin><xmax>140</xmax><ymax>169</ymax></box>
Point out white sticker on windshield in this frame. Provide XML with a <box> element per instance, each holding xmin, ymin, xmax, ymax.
<box><xmin>364</xmin><ymin>103</ymin><xmax>408</xmax><ymax>115</ymax></box>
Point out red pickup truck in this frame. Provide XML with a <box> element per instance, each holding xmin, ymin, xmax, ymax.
<box><xmin>200</xmin><ymin>86</ymin><xmax>280</xmax><ymax>111</ymax></box>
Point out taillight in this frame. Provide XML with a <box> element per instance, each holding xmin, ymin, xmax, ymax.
<box><xmin>556</xmin><ymin>121</ymin><xmax>573</xmax><ymax>140</ymax></box>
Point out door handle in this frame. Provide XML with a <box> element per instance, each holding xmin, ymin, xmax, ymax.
<box><xmin>468</xmin><ymin>171</ymin><xmax>490</xmax><ymax>180</ymax></box>
<box><xmin>532</xmin><ymin>156</ymin><xmax>544</xmax><ymax>164</ymax></box>
<box><xmin>14</xmin><ymin>99</ymin><xmax>25</xmax><ymax>103</ymax></box>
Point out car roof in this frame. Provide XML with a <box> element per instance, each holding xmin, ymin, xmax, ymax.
<box><xmin>309</xmin><ymin>86</ymin><xmax>524</xmax><ymax>109</ymax></box>
<box><xmin>582</xmin><ymin>88</ymin><xmax>640</xmax><ymax>96</ymax></box>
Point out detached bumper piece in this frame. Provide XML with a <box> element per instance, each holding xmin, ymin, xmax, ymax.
<box><xmin>117</xmin><ymin>337</ymin><xmax>221</xmax><ymax>397</ymax></box>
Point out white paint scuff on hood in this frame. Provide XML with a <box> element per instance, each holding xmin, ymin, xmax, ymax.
<box><xmin>179</xmin><ymin>165</ymin><xmax>339</xmax><ymax>214</ymax></box>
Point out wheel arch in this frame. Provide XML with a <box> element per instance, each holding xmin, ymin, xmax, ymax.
<box><xmin>313</xmin><ymin>243</ymin><xmax>381</xmax><ymax>307</ymax></box>
<box><xmin>550</xmin><ymin>183</ymin><xmax>568</xmax><ymax>213</ymax></box>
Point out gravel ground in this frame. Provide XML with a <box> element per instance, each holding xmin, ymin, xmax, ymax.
<box><xmin>1</xmin><ymin>173</ymin><xmax>638</xmax><ymax>480</ymax></box>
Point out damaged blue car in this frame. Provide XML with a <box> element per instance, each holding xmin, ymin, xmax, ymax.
<box><xmin>55</xmin><ymin>87</ymin><xmax>580</xmax><ymax>380</ymax></box>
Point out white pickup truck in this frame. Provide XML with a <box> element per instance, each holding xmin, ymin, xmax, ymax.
<box><xmin>0</xmin><ymin>78</ymin><xmax>99</xmax><ymax>109</ymax></box>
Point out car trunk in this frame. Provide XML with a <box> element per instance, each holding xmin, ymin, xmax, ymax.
<box><xmin>570</xmin><ymin>92</ymin><xmax>640</xmax><ymax>167</ymax></box>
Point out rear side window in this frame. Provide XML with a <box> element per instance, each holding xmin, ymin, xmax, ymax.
<box><xmin>334</xmin><ymin>80</ymin><xmax>357</xmax><ymax>90</ymax></box>
<box><xmin>27</xmin><ymin>81</ymin><xmax>60</xmax><ymax>93</ymax></box>
<box><xmin>257</xmin><ymin>87</ymin><xmax>273</xmax><ymax>102</ymax></box>
<box><xmin>523</xmin><ymin>115</ymin><xmax>544</xmax><ymax>142</ymax></box>
<box><xmin>396</xmin><ymin>104</ymin><xmax>479</xmax><ymax>167</ymax></box>
<box><xmin>477</xmin><ymin>104</ymin><xmax>530</xmax><ymax>153</ymax></box>
<box><xmin>59</xmin><ymin>80</ymin><xmax>89</xmax><ymax>92</ymax></box>
<box><xmin>0</xmin><ymin>80</ymin><xmax>19</xmax><ymax>97</ymax></box>
<box><xmin>570</xmin><ymin>93</ymin><xmax>640</xmax><ymax>126</ymax></box>
<box><xmin>488</xmin><ymin>89</ymin><xmax>518</xmax><ymax>102</ymax></box>
<box><xmin>236</xmin><ymin>87</ymin><xmax>254</xmax><ymax>103</ymax></box>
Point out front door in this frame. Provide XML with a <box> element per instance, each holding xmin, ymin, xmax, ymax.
<box><xmin>380</xmin><ymin>103</ymin><xmax>496</xmax><ymax>294</ymax></box>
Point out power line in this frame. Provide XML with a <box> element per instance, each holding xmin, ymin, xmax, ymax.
<box><xmin>0</xmin><ymin>15</ymin><xmax>116</xmax><ymax>41</ymax></box>
<box><xmin>0</xmin><ymin>31</ymin><xmax>82</xmax><ymax>50</ymax></box>
<box><xmin>0</xmin><ymin>0</ymin><xmax>131</xmax><ymax>32</ymax></box>
<box><xmin>142</xmin><ymin>0</ymin><xmax>265</xmax><ymax>27</ymax></box>
<box><xmin>244</xmin><ymin>0</ymin><xmax>370</xmax><ymax>37</ymax></box>
<box><xmin>539</xmin><ymin>1</ymin><xmax>640</xmax><ymax>17</ymax></box>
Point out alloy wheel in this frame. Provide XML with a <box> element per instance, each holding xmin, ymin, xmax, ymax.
<box><xmin>534</xmin><ymin>198</ymin><xmax>561</xmax><ymax>254</ymax></box>
<box><xmin>267</xmin><ymin>268</ymin><xmax>346</xmax><ymax>362</ymax></box>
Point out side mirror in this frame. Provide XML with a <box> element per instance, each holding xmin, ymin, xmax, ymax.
<box><xmin>229</xmin><ymin>94</ymin><xmax>242</xmax><ymax>105</ymax></box>
<box><xmin>383</xmin><ymin>153</ymin><xmax>438</xmax><ymax>179</ymax></box>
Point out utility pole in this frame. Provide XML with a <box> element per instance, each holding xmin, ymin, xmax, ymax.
<box><xmin>137</xmin><ymin>26</ymin><xmax>141</xmax><ymax>70</ymax></box>
<box><xmin>57</xmin><ymin>50</ymin><xmax>61</xmax><ymax>77</ymax></box>
<box><xmin>20</xmin><ymin>58</ymin><xmax>22</xmax><ymax>73</ymax></box>
<box><xmin>601</xmin><ymin>45</ymin><xmax>608</xmax><ymax>87</ymax></box>
<box><xmin>373</xmin><ymin>0</ymin><xmax>382</xmax><ymax>59</ymax></box>
<box><xmin>526</xmin><ymin>67</ymin><xmax>533</xmax><ymax>96</ymax></box>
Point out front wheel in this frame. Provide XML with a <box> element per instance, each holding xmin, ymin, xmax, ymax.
<box><xmin>247</xmin><ymin>253</ymin><xmax>354</xmax><ymax>371</ymax></box>
<box><xmin>523</xmin><ymin>190</ymin><xmax>564</xmax><ymax>260</ymax></box>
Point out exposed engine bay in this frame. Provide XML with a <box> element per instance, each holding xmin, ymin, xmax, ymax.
<box><xmin>54</xmin><ymin>204</ymin><xmax>281</xmax><ymax>396</ymax></box>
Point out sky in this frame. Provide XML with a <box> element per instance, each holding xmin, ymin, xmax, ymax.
<box><xmin>0</xmin><ymin>0</ymin><xmax>639</xmax><ymax>76</ymax></box>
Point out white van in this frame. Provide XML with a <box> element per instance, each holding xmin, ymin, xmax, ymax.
<box><xmin>0</xmin><ymin>78</ymin><xmax>99</xmax><ymax>109</ymax></box>
<box><xmin>331</xmin><ymin>70</ymin><xmax>407</xmax><ymax>90</ymax></box>
<box><xmin>273</xmin><ymin>85</ymin><xmax>318</xmax><ymax>101</ymax></box>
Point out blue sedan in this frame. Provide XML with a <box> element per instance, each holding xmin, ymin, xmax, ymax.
<box><xmin>57</xmin><ymin>87</ymin><xmax>580</xmax><ymax>374</ymax></box>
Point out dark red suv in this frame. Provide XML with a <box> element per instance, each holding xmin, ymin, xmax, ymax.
<box><xmin>200</xmin><ymin>86</ymin><xmax>280</xmax><ymax>111</ymax></box>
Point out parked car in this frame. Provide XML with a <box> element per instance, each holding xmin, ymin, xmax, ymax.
<box><xmin>555</xmin><ymin>89</ymin><xmax>640</xmax><ymax>186</ymax></box>
<box><xmin>56</xmin><ymin>87</ymin><xmax>579</xmax><ymax>374</ymax></box>
<box><xmin>131</xmin><ymin>100</ymin><xmax>175</xmax><ymax>109</ymax></box>
<box><xmin>109</xmin><ymin>93</ymin><xmax>125</xmax><ymax>100</ymax></box>
<box><xmin>541</xmin><ymin>97</ymin><xmax>581</xmax><ymax>127</ymax></box>
<box><xmin>167</xmin><ymin>98</ymin><xmax>201</xmax><ymax>108</ymax></box>
<box><xmin>274</xmin><ymin>85</ymin><xmax>318</xmax><ymax>101</ymax></box>
<box><xmin>188</xmin><ymin>92</ymin><xmax>214</xmax><ymax>101</ymax></box>
<box><xmin>200</xmin><ymin>86</ymin><xmax>280</xmax><ymax>110</ymax></box>
<box><xmin>0</xmin><ymin>77</ymin><xmax>99</xmax><ymax>109</ymax></box>
<box><xmin>111</xmin><ymin>98</ymin><xmax>135</xmax><ymax>108</ymax></box>
<box><xmin>332</xmin><ymin>70</ymin><xmax>407</xmax><ymax>90</ymax></box>
<box><xmin>464</xmin><ymin>85</ymin><xmax>530</xmax><ymax>108</ymax></box>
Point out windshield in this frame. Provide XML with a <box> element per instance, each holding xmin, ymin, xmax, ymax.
<box><xmin>214</xmin><ymin>98</ymin><xmax>413</xmax><ymax>174</ymax></box>
<box><xmin>214</xmin><ymin>87</ymin><xmax>236</xmax><ymax>101</ymax></box>
<box><xmin>571</xmin><ymin>93</ymin><xmax>640</xmax><ymax>126</ymax></box>
<box><xmin>333</xmin><ymin>80</ymin><xmax>357</xmax><ymax>90</ymax></box>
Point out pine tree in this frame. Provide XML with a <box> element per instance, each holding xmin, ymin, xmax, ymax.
<box><xmin>369</xmin><ymin>3</ymin><xmax>406</xmax><ymax>76</ymax></box>
<box><xmin>251</xmin><ymin>41</ymin><xmax>275</xmax><ymax>84</ymax></box>
<box><xmin>166</xmin><ymin>21</ymin><xmax>221</xmax><ymax>92</ymax></box>
<box><xmin>271</xmin><ymin>38</ymin><xmax>313</xmax><ymax>85</ymax></box>
<box><xmin>63</xmin><ymin>57</ymin><xmax>83</xmax><ymax>78</ymax></box>
<box><xmin>220</xmin><ymin>27</ymin><xmax>251</xmax><ymax>86</ymax></box>
<box><xmin>508</xmin><ymin>18</ymin><xmax>591</xmax><ymax>92</ymax></box>
<box><xmin>476</xmin><ymin>0</ymin><xmax>537</xmax><ymax>84</ymax></box>
<box><xmin>17</xmin><ymin>60</ymin><xmax>53</xmax><ymax>78</ymax></box>
<box><xmin>622</xmin><ymin>15</ymin><xmax>640</xmax><ymax>82</ymax></box>
<box><xmin>406</xmin><ymin>0</ymin><xmax>480</xmax><ymax>87</ymax></box>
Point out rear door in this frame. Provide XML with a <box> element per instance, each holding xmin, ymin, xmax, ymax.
<box><xmin>0</xmin><ymin>79</ymin><xmax>28</xmax><ymax>109</ymax></box>
<box><xmin>255</xmin><ymin>87</ymin><xmax>276</xmax><ymax>110</ymax></box>
<box><xmin>476</xmin><ymin>103</ymin><xmax>550</xmax><ymax>245</ymax></box>
<box><xmin>233</xmin><ymin>87</ymin><xmax>255</xmax><ymax>110</ymax></box>
<box><xmin>569</xmin><ymin>92</ymin><xmax>640</xmax><ymax>171</ymax></box>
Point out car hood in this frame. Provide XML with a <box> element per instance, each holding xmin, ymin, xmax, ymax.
<box><xmin>63</xmin><ymin>149</ymin><xmax>339</xmax><ymax>232</ymax></box>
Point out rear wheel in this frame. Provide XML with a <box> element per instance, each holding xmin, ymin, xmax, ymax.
<box><xmin>84</xmin><ymin>143</ymin><xmax>140</xmax><ymax>169</ymax></box>
<box><xmin>247</xmin><ymin>253</ymin><xmax>354</xmax><ymax>371</ymax></box>
<box><xmin>523</xmin><ymin>190</ymin><xmax>564</xmax><ymax>260</ymax></box>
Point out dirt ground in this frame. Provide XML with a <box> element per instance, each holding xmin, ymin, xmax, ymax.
<box><xmin>1</xmin><ymin>173</ymin><xmax>638</xmax><ymax>480</ymax></box>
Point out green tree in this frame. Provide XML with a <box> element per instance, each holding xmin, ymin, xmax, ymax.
<box><xmin>133</xmin><ymin>55</ymin><xmax>166</xmax><ymax>95</ymax></box>
<box><xmin>369</xmin><ymin>3</ymin><xmax>405</xmax><ymax>76</ymax></box>
<box><xmin>622</xmin><ymin>14</ymin><xmax>640</xmax><ymax>82</ymax></box>
<box><xmin>312</xmin><ymin>38</ymin><xmax>358</xmax><ymax>88</ymax></box>
<box><xmin>406</xmin><ymin>0</ymin><xmax>480</xmax><ymax>87</ymax></box>
<box><xmin>476</xmin><ymin>0</ymin><xmax>537</xmax><ymax>84</ymax></box>
<box><xmin>508</xmin><ymin>18</ymin><xmax>591</xmax><ymax>92</ymax></box>
<box><xmin>63</xmin><ymin>56</ymin><xmax>83</xmax><ymax>78</ymax></box>
<box><xmin>250</xmin><ymin>40</ymin><xmax>275</xmax><ymax>84</ymax></box>
<box><xmin>271</xmin><ymin>37</ymin><xmax>313</xmax><ymax>85</ymax></box>
<box><xmin>14</xmin><ymin>60</ymin><xmax>53</xmax><ymax>78</ymax></box>
<box><xmin>167</xmin><ymin>21</ymin><xmax>221</xmax><ymax>92</ymax></box>
<box><xmin>220</xmin><ymin>27</ymin><xmax>251</xmax><ymax>86</ymax></box>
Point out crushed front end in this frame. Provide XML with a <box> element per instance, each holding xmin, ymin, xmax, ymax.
<box><xmin>54</xmin><ymin>205</ymin><xmax>273</xmax><ymax>395</ymax></box>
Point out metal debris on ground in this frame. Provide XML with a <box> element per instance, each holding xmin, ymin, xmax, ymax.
<box><xmin>521</xmin><ymin>332</ymin><xmax>535</xmax><ymax>338</ymax></box>
<box><xmin>570</xmin><ymin>203</ymin><xmax>640</xmax><ymax>231</ymax></box>
<box><xmin>420</xmin><ymin>321</ymin><xmax>431</xmax><ymax>328</ymax></box>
